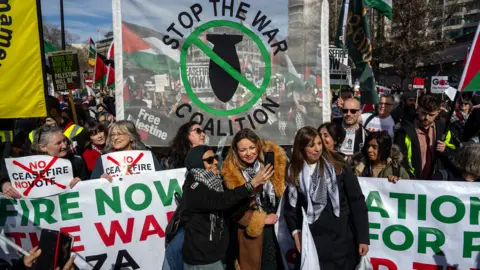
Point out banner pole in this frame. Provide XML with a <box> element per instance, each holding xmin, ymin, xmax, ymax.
<box><xmin>36</xmin><ymin>0</ymin><xmax>50</xmax><ymax>117</ymax></box>
<box><xmin>60</xmin><ymin>0</ymin><xmax>66</xmax><ymax>50</ymax></box>
<box><xmin>0</xmin><ymin>234</ymin><xmax>30</xmax><ymax>257</ymax></box>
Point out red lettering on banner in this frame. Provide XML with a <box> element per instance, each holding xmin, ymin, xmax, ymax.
<box><xmin>470</xmin><ymin>268</ymin><xmax>480</xmax><ymax>270</ymax></box>
<box><xmin>371</xmin><ymin>257</ymin><xmax>397</xmax><ymax>270</ymax></box>
<box><xmin>60</xmin><ymin>225</ymin><xmax>84</xmax><ymax>252</ymax></box>
<box><xmin>140</xmin><ymin>215</ymin><xmax>165</xmax><ymax>241</ymax></box>
<box><xmin>412</xmin><ymin>262</ymin><xmax>443</xmax><ymax>270</ymax></box>
<box><xmin>94</xmin><ymin>218</ymin><xmax>134</xmax><ymax>247</ymax></box>
<box><xmin>5</xmin><ymin>232</ymin><xmax>27</xmax><ymax>253</ymax></box>
<box><xmin>166</xmin><ymin>211</ymin><xmax>175</xmax><ymax>222</ymax></box>
<box><xmin>28</xmin><ymin>232</ymin><xmax>39</xmax><ymax>247</ymax></box>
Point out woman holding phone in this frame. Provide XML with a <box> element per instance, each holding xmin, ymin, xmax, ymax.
<box><xmin>221</xmin><ymin>128</ymin><xmax>287</xmax><ymax>270</ymax></box>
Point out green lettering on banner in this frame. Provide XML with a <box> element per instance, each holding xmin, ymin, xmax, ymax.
<box><xmin>19</xmin><ymin>200</ymin><xmax>30</xmax><ymax>226</ymax></box>
<box><xmin>154</xmin><ymin>179</ymin><xmax>182</xmax><ymax>207</ymax></box>
<box><xmin>59</xmin><ymin>192</ymin><xmax>83</xmax><ymax>221</ymax></box>
<box><xmin>463</xmin><ymin>231</ymin><xmax>480</xmax><ymax>258</ymax></box>
<box><xmin>95</xmin><ymin>187</ymin><xmax>122</xmax><ymax>216</ymax></box>
<box><xmin>125</xmin><ymin>183</ymin><xmax>152</xmax><ymax>211</ymax></box>
<box><xmin>369</xmin><ymin>223</ymin><xmax>380</xmax><ymax>240</ymax></box>
<box><xmin>31</xmin><ymin>199</ymin><xmax>57</xmax><ymax>226</ymax></box>
<box><xmin>418</xmin><ymin>227</ymin><xmax>445</xmax><ymax>254</ymax></box>
<box><xmin>383</xmin><ymin>225</ymin><xmax>414</xmax><ymax>251</ymax></box>
<box><xmin>366</xmin><ymin>191</ymin><xmax>389</xmax><ymax>218</ymax></box>
<box><xmin>418</xmin><ymin>194</ymin><xmax>427</xmax><ymax>221</ymax></box>
<box><xmin>0</xmin><ymin>198</ymin><xmax>17</xmax><ymax>226</ymax></box>
<box><xmin>431</xmin><ymin>195</ymin><xmax>465</xmax><ymax>224</ymax></box>
<box><xmin>390</xmin><ymin>192</ymin><xmax>415</xmax><ymax>219</ymax></box>
<box><xmin>470</xmin><ymin>197</ymin><xmax>480</xmax><ymax>225</ymax></box>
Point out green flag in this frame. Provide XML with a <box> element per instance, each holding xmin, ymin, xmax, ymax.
<box><xmin>364</xmin><ymin>0</ymin><xmax>392</xmax><ymax>20</ymax></box>
<box><xmin>337</xmin><ymin>0</ymin><xmax>378</xmax><ymax>105</ymax></box>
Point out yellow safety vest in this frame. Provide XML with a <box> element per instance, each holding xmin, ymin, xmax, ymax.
<box><xmin>405</xmin><ymin>130</ymin><xmax>456</xmax><ymax>175</ymax></box>
<box><xmin>0</xmin><ymin>130</ymin><xmax>13</xmax><ymax>143</ymax></box>
<box><xmin>29</xmin><ymin>125</ymin><xmax>84</xmax><ymax>143</ymax></box>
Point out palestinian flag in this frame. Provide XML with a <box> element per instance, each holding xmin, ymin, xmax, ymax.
<box><xmin>459</xmin><ymin>23</ymin><xmax>480</xmax><ymax>92</ymax></box>
<box><xmin>106</xmin><ymin>41</ymin><xmax>115</xmax><ymax>88</ymax></box>
<box><xmin>364</xmin><ymin>0</ymin><xmax>392</xmax><ymax>20</ymax></box>
<box><xmin>88</xmin><ymin>38</ymin><xmax>96</xmax><ymax>67</ymax></box>
<box><xmin>43</xmin><ymin>40</ymin><xmax>58</xmax><ymax>72</ymax></box>
<box><xmin>94</xmin><ymin>55</ymin><xmax>114</xmax><ymax>86</ymax></box>
<box><xmin>122</xmin><ymin>22</ymin><xmax>180</xmax><ymax>79</ymax></box>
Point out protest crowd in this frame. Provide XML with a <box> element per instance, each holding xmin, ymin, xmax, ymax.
<box><xmin>0</xmin><ymin>86</ymin><xmax>479</xmax><ymax>270</ymax></box>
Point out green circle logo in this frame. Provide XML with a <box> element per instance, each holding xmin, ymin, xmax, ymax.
<box><xmin>180</xmin><ymin>20</ymin><xmax>271</xmax><ymax>116</ymax></box>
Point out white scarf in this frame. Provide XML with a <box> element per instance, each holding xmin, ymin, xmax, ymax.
<box><xmin>242</xmin><ymin>160</ymin><xmax>276</xmax><ymax>208</ymax></box>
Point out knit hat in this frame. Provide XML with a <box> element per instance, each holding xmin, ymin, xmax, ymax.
<box><xmin>185</xmin><ymin>145</ymin><xmax>212</xmax><ymax>170</ymax></box>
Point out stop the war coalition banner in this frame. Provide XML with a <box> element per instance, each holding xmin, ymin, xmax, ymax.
<box><xmin>0</xmin><ymin>175</ymin><xmax>479</xmax><ymax>269</ymax></box>
<box><xmin>113</xmin><ymin>0</ymin><xmax>330</xmax><ymax>146</ymax></box>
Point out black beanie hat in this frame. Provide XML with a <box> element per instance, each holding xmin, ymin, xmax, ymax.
<box><xmin>185</xmin><ymin>145</ymin><xmax>212</xmax><ymax>170</ymax></box>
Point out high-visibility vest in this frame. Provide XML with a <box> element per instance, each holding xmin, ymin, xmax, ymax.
<box><xmin>29</xmin><ymin>125</ymin><xmax>84</xmax><ymax>143</ymax></box>
<box><xmin>405</xmin><ymin>130</ymin><xmax>456</xmax><ymax>175</ymax></box>
<box><xmin>0</xmin><ymin>130</ymin><xmax>13</xmax><ymax>143</ymax></box>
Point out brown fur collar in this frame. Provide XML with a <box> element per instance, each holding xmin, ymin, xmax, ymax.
<box><xmin>222</xmin><ymin>140</ymin><xmax>286</xmax><ymax>197</ymax></box>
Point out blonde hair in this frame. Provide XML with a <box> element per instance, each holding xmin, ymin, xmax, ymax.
<box><xmin>225</xmin><ymin>128</ymin><xmax>265</xmax><ymax>170</ymax></box>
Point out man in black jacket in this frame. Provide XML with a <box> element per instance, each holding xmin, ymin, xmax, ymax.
<box><xmin>333</xmin><ymin>98</ymin><xmax>368</xmax><ymax>157</ymax></box>
<box><xmin>395</xmin><ymin>94</ymin><xmax>457</xmax><ymax>180</ymax></box>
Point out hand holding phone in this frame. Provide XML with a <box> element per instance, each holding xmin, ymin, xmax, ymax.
<box><xmin>264</xmin><ymin>152</ymin><xmax>274</xmax><ymax>168</ymax></box>
<box><xmin>33</xmin><ymin>229</ymin><xmax>73</xmax><ymax>270</ymax></box>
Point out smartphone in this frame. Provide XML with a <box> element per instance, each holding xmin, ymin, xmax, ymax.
<box><xmin>33</xmin><ymin>229</ymin><xmax>73</xmax><ymax>270</ymax></box>
<box><xmin>264</xmin><ymin>152</ymin><xmax>274</xmax><ymax>167</ymax></box>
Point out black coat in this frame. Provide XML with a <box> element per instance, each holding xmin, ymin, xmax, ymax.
<box><xmin>284</xmin><ymin>167</ymin><xmax>369</xmax><ymax>270</ymax></box>
<box><xmin>181</xmin><ymin>173</ymin><xmax>251</xmax><ymax>265</ymax></box>
<box><xmin>333</xmin><ymin>118</ymin><xmax>368</xmax><ymax>155</ymax></box>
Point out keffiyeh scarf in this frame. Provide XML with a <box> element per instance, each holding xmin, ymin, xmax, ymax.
<box><xmin>189</xmin><ymin>168</ymin><xmax>224</xmax><ymax>192</ymax></box>
<box><xmin>288</xmin><ymin>159</ymin><xmax>340</xmax><ymax>224</ymax></box>
<box><xmin>242</xmin><ymin>160</ymin><xmax>276</xmax><ymax>208</ymax></box>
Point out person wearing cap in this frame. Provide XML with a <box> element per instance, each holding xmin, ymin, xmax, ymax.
<box><xmin>180</xmin><ymin>145</ymin><xmax>271</xmax><ymax>270</ymax></box>
<box><xmin>391</xmin><ymin>91</ymin><xmax>417</xmax><ymax>127</ymax></box>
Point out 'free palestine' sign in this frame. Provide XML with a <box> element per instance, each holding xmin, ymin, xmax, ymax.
<box><xmin>49</xmin><ymin>50</ymin><xmax>81</xmax><ymax>91</ymax></box>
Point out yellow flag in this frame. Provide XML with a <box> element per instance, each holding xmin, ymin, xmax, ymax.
<box><xmin>0</xmin><ymin>0</ymin><xmax>46</xmax><ymax>118</ymax></box>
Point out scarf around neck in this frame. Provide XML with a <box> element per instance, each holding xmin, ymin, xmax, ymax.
<box><xmin>189</xmin><ymin>168</ymin><xmax>224</xmax><ymax>192</ymax></box>
<box><xmin>242</xmin><ymin>159</ymin><xmax>276</xmax><ymax>208</ymax></box>
<box><xmin>288</xmin><ymin>158</ymin><xmax>340</xmax><ymax>224</ymax></box>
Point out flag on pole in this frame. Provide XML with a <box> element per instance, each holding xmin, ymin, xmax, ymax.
<box><xmin>337</xmin><ymin>0</ymin><xmax>378</xmax><ymax>105</ymax></box>
<box><xmin>43</xmin><ymin>40</ymin><xmax>58</xmax><ymax>69</ymax></box>
<box><xmin>363</xmin><ymin>0</ymin><xmax>392</xmax><ymax>20</ymax></box>
<box><xmin>458</xmin><ymin>23</ymin><xmax>480</xmax><ymax>92</ymax></box>
<box><xmin>106</xmin><ymin>41</ymin><xmax>115</xmax><ymax>87</ymax></box>
<box><xmin>88</xmin><ymin>38</ymin><xmax>96</xmax><ymax>67</ymax></box>
<box><xmin>107</xmin><ymin>41</ymin><xmax>114</xmax><ymax>60</ymax></box>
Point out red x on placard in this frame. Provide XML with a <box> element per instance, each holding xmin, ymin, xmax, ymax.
<box><xmin>12</xmin><ymin>157</ymin><xmax>67</xmax><ymax>196</ymax></box>
<box><xmin>107</xmin><ymin>152</ymin><xmax>144</xmax><ymax>175</ymax></box>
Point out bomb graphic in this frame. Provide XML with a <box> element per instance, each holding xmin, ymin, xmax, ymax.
<box><xmin>206</xmin><ymin>34</ymin><xmax>243</xmax><ymax>103</ymax></box>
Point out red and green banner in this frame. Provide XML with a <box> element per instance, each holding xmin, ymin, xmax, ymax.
<box><xmin>459</xmin><ymin>23</ymin><xmax>480</xmax><ymax>92</ymax></box>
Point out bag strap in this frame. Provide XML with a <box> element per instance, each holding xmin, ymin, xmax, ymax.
<box><xmin>364</xmin><ymin>113</ymin><xmax>377</xmax><ymax>128</ymax></box>
<box><xmin>439</xmin><ymin>170</ymin><xmax>448</xmax><ymax>181</ymax></box>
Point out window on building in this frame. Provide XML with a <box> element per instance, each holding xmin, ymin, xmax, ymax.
<box><xmin>447</xmin><ymin>29</ymin><xmax>462</xmax><ymax>38</ymax></box>
<box><xmin>447</xmin><ymin>16</ymin><xmax>462</xmax><ymax>26</ymax></box>
<box><xmin>464</xmin><ymin>13</ymin><xmax>480</xmax><ymax>24</ymax></box>
<box><xmin>463</xmin><ymin>26</ymin><xmax>476</xmax><ymax>35</ymax></box>
<box><xmin>466</xmin><ymin>1</ymin><xmax>480</xmax><ymax>10</ymax></box>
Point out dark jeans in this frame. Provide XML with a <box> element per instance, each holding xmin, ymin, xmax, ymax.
<box><xmin>162</xmin><ymin>227</ymin><xmax>185</xmax><ymax>270</ymax></box>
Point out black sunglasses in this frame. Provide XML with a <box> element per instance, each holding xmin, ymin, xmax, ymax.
<box><xmin>342</xmin><ymin>109</ymin><xmax>359</xmax><ymax>114</ymax></box>
<box><xmin>190</xmin><ymin>128</ymin><xmax>204</xmax><ymax>134</ymax></box>
<box><xmin>202</xmin><ymin>155</ymin><xmax>219</xmax><ymax>165</ymax></box>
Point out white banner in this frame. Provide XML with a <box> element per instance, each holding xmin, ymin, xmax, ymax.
<box><xmin>1</xmin><ymin>176</ymin><xmax>479</xmax><ymax>269</ymax></box>
<box><xmin>100</xmin><ymin>150</ymin><xmax>156</xmax><ymax>180</ymax></box>
<box><xmin>431</xmin><ymin>76</ymin><xmax>449</xmax><ymax>94</ymax></box>
<box><xmin>5</xmin><ymin>156</ymin><xmax>74</xmax><ymax>199</ymax></box>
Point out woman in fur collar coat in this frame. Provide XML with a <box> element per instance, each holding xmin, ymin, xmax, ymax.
<box><xmin>221</xmin><ymin>129</ymin><xmax>287</xmax><ymax>270</ymax></box>
<box><xmin>349</xmin><ymin>131</ymin><xmax>410</xmax><ymax>181</ymax></box>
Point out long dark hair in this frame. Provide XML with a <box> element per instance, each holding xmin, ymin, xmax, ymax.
<box><xmin>361</xmin><ymin>132</ymin><xmax>392</xmax><ymax>176</ymax></box>
<box><xmin>288</xmin><ymin>127</ymin><xmax>345</xmax><ymax>186</ymax></box>
<box><xmin>163</xmin><ymin>121</ymin><xmax>201</xmax><ymax>168</ymax></box>
<box><xmin>318</xmin><ymin>122</ymin><xmax>346</xmax><ymax>150</ymax></box>
<box><xmin>225</xmin><ymin>128</ymin><xmax>264</xmax><ymax>170</ymax></box>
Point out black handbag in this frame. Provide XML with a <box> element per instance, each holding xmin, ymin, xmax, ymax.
<box><xmin>165</xmin><ymin>192</ymin><xmax>183</xmax><ymax>248</ymax></box>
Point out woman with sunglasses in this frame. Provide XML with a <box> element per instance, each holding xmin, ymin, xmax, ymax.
<box><xmin>160</xmin><ymin>121</ymin><xmax>206</xmax><ymax>170</ymax></box>
<box><xmin>90</xmin><ymin>120</ymin><xmax>162</xmax><ymax>180</ymax></box>
<box><xmin>181</xmin><ymin>145</ymin><xmax>268</xmax><ymax>270</ymax></box>
<box><xmin>349</xmin><ymin>131</ymin><xmax>410</xmax><ymax>182</ymax></box>
<box><xmin>221</xmin><ymin>128</ymin><xmax>287</xmax><ymax>270</ymax></box>
<box><xmin>1</xmin><ymin>125</ymin><xmax>89</xmax><ymax>199</ymax></box>
<box><xmin>284</xmin><ymin>127</ymin><xmax>369</xmax><ymax>270</ymax></box>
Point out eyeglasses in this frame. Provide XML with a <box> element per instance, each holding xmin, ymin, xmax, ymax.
<box><xmin>190</xmin><ymin>128</ymin><xmax>204</xmax><ymax>135</ymax></box>
<box><xmin>202</xmin><ymin>155</ymin><xmax>219</xmax><ymax>164</ymax></box>
<box><xmin>110</xmin><ymin>132</ymin><xmax>128</xmax><ymax>138</ymax></box>
<box><xmin>342</xmin><ymin>109</ymin><xmax>360</xmax><ymax>114</ymax></box>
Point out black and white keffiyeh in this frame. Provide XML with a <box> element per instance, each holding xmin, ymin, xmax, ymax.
<box><xmin>242</xmin><ymin>160</ymin><xmax>276</xmax><ymax>207</ymax></box>
<box><xmin>189</xmin><ymin>168</ymin><xmax>224</xmax><ymax>192</ymax></box>
<box><xmin>288</xmin><ymin>159</ymin><xmax>340</xmax><ymax>224</ymax></box>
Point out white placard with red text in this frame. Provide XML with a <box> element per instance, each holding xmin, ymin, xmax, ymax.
<box><xmin>5</xmin><ymin>155</ymin><xmax>73</xmax><ymax>198</ymax></box>
<box><xmin>100</xmin><ymin>150</ymin><xmax>155</xmax><ymax>180</ymax></box>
